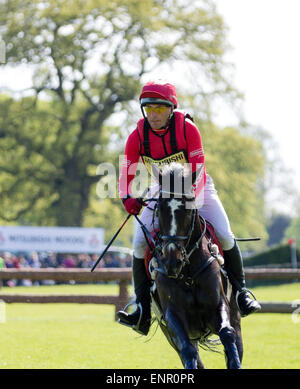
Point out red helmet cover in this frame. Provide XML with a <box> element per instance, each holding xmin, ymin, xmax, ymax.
<box><xmin>139</xmin><ymin>81</ymin><xmax>178</xmax><ymax>108</ymax></box>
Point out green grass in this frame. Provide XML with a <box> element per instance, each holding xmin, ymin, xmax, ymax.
<box><xmin>1</xmin><ymin>281</ymin><xmax>299</xmax><ymax>301</ymax></box>
<box><xmin>249</xmin><ymin>282</ymin><xmax>300</xmax><ymax>302</ymax></box>
<box><xmin>0</xmin><ymin>282</ymin><xmax>299</xmax><ymax>369</ymax></box>
<box><xmin>0</xmin><ymin>283</ymin><xmax>125</xmax><ymax>296</ymax></box>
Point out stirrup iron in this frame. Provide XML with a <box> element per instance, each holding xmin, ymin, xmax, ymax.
<box><xmin>235</xmin><ymin>288</ymin><xmax>258</xmax><ymax>316</ymax></box>
<box><xmin>117</xmin><ymin>302</ymin><xmax>144</xmax><ymax>335</ymax></box>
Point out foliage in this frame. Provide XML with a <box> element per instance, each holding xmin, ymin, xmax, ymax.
<box><xmin>0</xmin><ymin>94</ymin><xmax>116</xmax><ymax>226</ymax></box>
<box><xmin>199</xmin><ymin>120</ymin><xmax>267</xmax><ymax>250</ymax></box>
<box><xmin>244</xmin><ymin>244</ymin><xmax>300</xmax><ymax>267</ymax></box>
<box><xmin>242</xmin><ymin>125</ymin><xmax>298</xmax><ymax>217</ymax></box>
<box><xmin>83</xmin><ymin>196</ymin><xmax>134</xmax><ymax>246</ymax></box>
<box><xmin>0</xmin><ymin>0</ymin><xmax>270</xmax><ymax>252</ymax></box>
<box><xmin>0</xmin><ymin>0</ymin><xmax>234</xmax><ymax>227</ymax></box>
<box><xmin>267</xmin><ymin>212</ymin><xmax>292</xmax><ymax>247</ymax></box>
<box><xmin>0</xmin><ymin>93</ymin><xmax>269</xmax><ymax>247</ymax></box>
<box><xmin>283</xmin><ymin>216</ymin><xmax>300</xmax><ymax>247</ymax></box>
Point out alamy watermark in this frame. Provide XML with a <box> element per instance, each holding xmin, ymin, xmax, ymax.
<box><xmin>95</xmin><ymin>157</ymin><xmax>205</xmax><ymax>208</ymax></box>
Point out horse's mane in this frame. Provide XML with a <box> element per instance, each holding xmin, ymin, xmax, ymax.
<box><xmin>160</xmin><ymin>162</ymin><xmax>187</xmax><ymax>178</ymax></box>
<box><xmin>159</xmin><ymin>163</ymin><xmax>193</xmax><ymax>196</ymax></box>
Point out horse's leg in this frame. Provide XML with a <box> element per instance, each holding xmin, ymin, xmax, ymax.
<box><xmin>217</xmin><ymin>300</ymin><xmax>241</xmax><ymax>369</ymax></box>
<box><xmin>165</xmin><ymin>307</ymin><xmax>198</xmax><ymax>369</ymax></box>
<box><xmin>165</xmin><ymin>337</ymin><xmax>204</xmax><ymax>370</ymax></box>
<box><xmin>234</xmin><ymin>326</ymin><xmax>243</xmax><ymax>364</ymax></box>
<box><xmin>192</xmin><ymin>341</ymin><xmax>205</xmax><ymax>369</ymax></box>
<box><xmin>229</xmin><ymin>293</ymin><xmax>244</xmax><ymax>363</ymax></box>
<box><xmin>159</xmin><ymin>323</ymin><xmax>184</xmax><ymax>365</ymax></box>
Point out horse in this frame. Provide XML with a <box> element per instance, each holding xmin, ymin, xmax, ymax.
<box><xmin>144</xmin><ymin>163</ymin><xmax>243</xmax><ymax>369</ymax></box>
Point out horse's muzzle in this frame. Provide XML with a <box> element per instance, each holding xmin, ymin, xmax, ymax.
<box><xmin>165</xmin><ymin>258</ymin><xmax>184</xmax><ymax>279</ymax></box>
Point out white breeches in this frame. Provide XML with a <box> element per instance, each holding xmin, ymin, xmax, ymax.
<box><xmin>133</xmin><ymin>175</ymin><xmax>235</xmax><ymax>258</ymax></box>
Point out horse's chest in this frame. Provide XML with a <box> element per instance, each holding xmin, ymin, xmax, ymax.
<box><xmin>182</xmin><ymin>287</ymin><xmax>219</xmax><ymax>324</ymax></box>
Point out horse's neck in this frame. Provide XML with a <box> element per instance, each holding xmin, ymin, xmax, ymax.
<box><xmin>191</xmin><ymin>214</ymin><xmax>203</xmax><ymax>243</ymax></box>
<box><xmin>188</xmin><ymin>214</ymin><xmax>206</xmax><ymax>264</ymax></box>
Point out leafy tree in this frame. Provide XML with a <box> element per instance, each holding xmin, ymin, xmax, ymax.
<box><xmin>243</xmin><ymin>125</ymin><xmax>298</xmax><ymax>217</ymax></box>
<box><xmin>267</xmin><ymin>212</ymin><xmax>292</xmax><ymax>247</ymax></box>
<box><xmin>0</xmin><ymin>0</ymin><xmax>234</xmax><ymax>227</ymax></box>
<box><xmin>198</xmin><ymin>120</ymin><xmax>267</xmax><ymax>250</ymax></box>
<box><xmin>283</xmin><ymin>216</ymin><xmax>300</xmax><ymax>247</ymax></box>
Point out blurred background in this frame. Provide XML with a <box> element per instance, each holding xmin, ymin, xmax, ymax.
<box><xmin>0</xmin><ymin>0</ymin><xmax>299</xmax><ymax>269</ymax></box>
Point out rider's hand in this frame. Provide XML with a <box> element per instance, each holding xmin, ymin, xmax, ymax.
<box><xmin>122</xmin><ymin>196</ymin><xmax>146</xmax><ymax>215</ymax></box>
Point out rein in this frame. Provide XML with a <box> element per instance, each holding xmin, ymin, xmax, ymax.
<box><xmin>137</xmin><ymin>191</ymin><xmax>213</xmax><ymax>283</ymax></box>
<box><xmin>157</xmin><ymin>190</ymin><xmax>207</xmax><ymax>264</ymax></box>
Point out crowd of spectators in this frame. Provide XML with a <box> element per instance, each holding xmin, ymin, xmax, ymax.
<box><xmin>0</xmin><ymin>250</ymin><xmax>132</xmax><ymax>287</ymax></box>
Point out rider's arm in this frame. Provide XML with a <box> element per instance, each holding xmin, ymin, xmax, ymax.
<box><xmin>185</xmin><ymin>119</ymin><xmax>207</xmax><ymax>190</ymax></box>
<box><xmin>185</xmin><ymin>120</ymin><xmax>205</xmax><ymax>168</ymax></box>
<box><xmin>118</xmin><ymin>129</ymin><xmax>140</xmax><ymax>199</ymax></box>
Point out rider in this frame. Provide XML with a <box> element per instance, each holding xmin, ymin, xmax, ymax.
<box><xmin>117</xmin><ymin>81</ymin><xmax>261</xmax><ymax>335</ymax></box>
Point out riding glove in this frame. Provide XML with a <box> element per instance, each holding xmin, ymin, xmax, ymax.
<box><xmin>123</xmin><ymin>196</ymin><xmax>146</xmax><ymax>215</ymax></box>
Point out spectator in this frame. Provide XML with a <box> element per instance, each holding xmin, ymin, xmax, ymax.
<box><xmin>17</xmin><ymin>256</ymin><xmax>32</xmax><ymax>286</ymax></box>
<box><xmin>2</xmin><ymin>252</ymin><xmax>18</xmax><ymax>287</ymax></box>
<box><xmin>28</xmin><ymin>251</ymin><xmax>41</xmax><ymax>268</ymax></box>
<box><xmin>103</xmin><ymin>253</ymin><xmax>120</xmax><ymax>268</ymax></box>
<box><xmin>42</xmin><ymin>252</ymin><xmax>58</xmax><ymax>268</ymax></box>
<box><xmin>90</xmin><ymin>253</ymin><xmax>104</xmax><ymax>269</ymax></box>
<box><xmin>3</xmin><ymin>252</ymin><xmax>16</xmax><ymax>268</ymax></box>
<box><xmin>78</xmin><ymin>254</ymin><xmax>92</xmax><ymax>268</ymax></box>
<box><xmin>0</xmin><ymin>249</ymin><xmax>132</xmax><ymax>286</ymax></box>
<box><xmin>18</xmin><ymin>255</ymin><xmax>30</xmax><ymax>268</ymax></box>
<box><xmin>28</xmin><ymin>251</ymin><xmax>41</xmax><ymax>286</ymax></box>
<box><xmin>62</xmin><ymin>254</ymin><xmax>76</xmax><ymax>268</ymax></box>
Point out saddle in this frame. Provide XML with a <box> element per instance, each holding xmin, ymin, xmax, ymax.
<box><xmin>144</xmin><ymin>219</ymin><xmax>223</xmax><ymax>280</ymax></box>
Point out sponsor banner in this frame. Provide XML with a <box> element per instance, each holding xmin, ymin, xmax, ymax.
<box><xmin>0</xmin><ymin>226</ymin><xmax>105</xmax><ymax>253</ymax></box>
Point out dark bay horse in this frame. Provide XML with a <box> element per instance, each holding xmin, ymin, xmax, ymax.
<box><xmin>146</xmin><ymin>163</ymin><xmax>243</xmax><ymax>369</ymax></box>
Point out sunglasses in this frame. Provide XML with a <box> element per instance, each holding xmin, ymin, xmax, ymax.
<box><xmin>144</xmin><ymin>105</ymin><xmax>169</xmax><ymax>114</ymax></box>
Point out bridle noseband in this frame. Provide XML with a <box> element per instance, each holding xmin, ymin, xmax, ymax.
<box><xmin>135</xmin><ymin>188</ymin><xmax>208</xmax><ymax>281</ymax></box>
<box><xmin>156</xmin><ymin>190</ymin><xmax>204</xmax><ymax>273</ymax></box>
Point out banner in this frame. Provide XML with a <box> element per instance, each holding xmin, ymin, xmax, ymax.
<box><xmin>0</xmin><ymin>226</ymin><xmax>105</xmax><ymax>253</ymax></box>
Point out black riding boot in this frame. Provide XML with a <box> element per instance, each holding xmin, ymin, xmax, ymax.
<box><xmin>117</xmin><ymin>256</ymin><xmax>151</xmax><ymax>335</ymax></box>
<box><xmin>223</xmin><ymin>241</ymin><xmax>261</xmax><ymax>317</ymax></box>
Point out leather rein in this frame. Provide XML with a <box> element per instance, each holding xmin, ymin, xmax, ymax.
<box><xmin>135</xmin><ymin>190</ymin><xmax>215</xmax><ymax>285</ymax></box>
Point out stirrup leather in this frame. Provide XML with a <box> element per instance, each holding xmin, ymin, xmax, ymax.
<box><xmin>235</xmin><ymin>288</ymin><xmax>259</xmax><ymax>316</ymax></box>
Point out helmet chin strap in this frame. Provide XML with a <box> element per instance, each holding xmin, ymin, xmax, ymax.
<box><xmin>158</xmin><ymin>111</ymin><xmax>174</xmax><ymax>130</ymax></box>
<box><xmin>158</xmin><ymin>112</ymin><xmax>173</xmax><ymax>130</ymax></box>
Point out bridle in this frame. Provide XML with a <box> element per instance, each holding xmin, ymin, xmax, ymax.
<box><xmin>134</xmin><ymin>187</ymin><xmax>209</xmax><ymax>281</ymax></box>
<box><xmin>153</xmin><ymin>189</ymin><xmax>207</xmax><ymax>277</ymax></box>
<box><xmin>158</xmin><ymin>190</ymin><xmax>196</xmax><ymax>266</ymax></box>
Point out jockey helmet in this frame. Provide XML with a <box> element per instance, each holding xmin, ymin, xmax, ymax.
<box><xmin>139</xmin><ymin>81</ymin><xmax>178</xmax><ymax>108</ymax></box>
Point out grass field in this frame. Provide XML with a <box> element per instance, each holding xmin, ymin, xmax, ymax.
<box><xmin>0</xmin><ymin>282</ymin><xmax>299</xmax><ymax>369</ymax></box>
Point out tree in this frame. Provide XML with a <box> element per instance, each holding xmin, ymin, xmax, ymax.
<box><xmin>283</xmin><ymin>216</ymin><xmax>300</xmax><ymax>247</ymax></box>
<box><xmin>267</xmin><ymin>212</ymin><xmax>292</xmax><ymax>247</ymax></box>
<box><xmin>198</xmin><ymin>120</ymin><xmax>267</xmax><ymax>250</ymax></box>
<box><xmin>0</xmin><ymin>0</ymin><xmax>235</xmax><ymax>226</ymax></box>
<box><xmin>243</xmin><ymin>125</ymin><xmax>298</xmax><ymax>217</ymax></box>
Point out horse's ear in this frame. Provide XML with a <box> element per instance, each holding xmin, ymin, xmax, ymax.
<box><xmin>151</xmin><ymin>164</ymin><xmax>162</xmax><ymax>184</ymax></box>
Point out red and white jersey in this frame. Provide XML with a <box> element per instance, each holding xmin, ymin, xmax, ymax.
<box><xmin>119</xmin><ymin>110</ymin><xmax>207</xmax><ymax>202</ymax></box>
